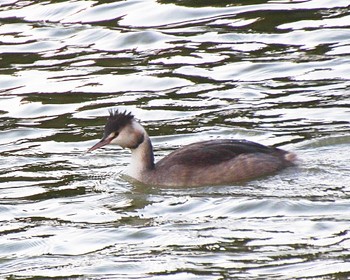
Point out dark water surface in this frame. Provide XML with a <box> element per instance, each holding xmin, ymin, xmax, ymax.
<box><xmin>1</xmin><ymin>0</ymin><xmax>350</xmax><ymax>279</ymax></box>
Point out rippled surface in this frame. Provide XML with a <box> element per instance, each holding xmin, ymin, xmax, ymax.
<box><xmin>1</xmin><ymin>0</ymin><xmax>350</xmax><ymax>278</ymax></box>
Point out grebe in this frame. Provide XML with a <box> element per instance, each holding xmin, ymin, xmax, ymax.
<box><xmin>88</xmin><ymin>110</ymin><xmax>296</xmax><ymax>187</ymax></box>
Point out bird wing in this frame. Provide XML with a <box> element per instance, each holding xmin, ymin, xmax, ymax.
<box><xmin>156</xmin><ymin>139</ymin><xmax>284</xmax><ymax>167</ymax></box>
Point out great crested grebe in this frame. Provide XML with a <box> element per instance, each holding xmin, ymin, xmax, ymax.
<box><xmin>88</xmin><ymin>110</ymin><xmax>296</xmax><ymax>187</ymax></box>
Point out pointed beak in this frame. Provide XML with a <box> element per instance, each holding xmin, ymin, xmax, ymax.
<box><xmin>87</xmin><ymin>137</ymin><xmax>112</xmax><ymax>152</ymax></box>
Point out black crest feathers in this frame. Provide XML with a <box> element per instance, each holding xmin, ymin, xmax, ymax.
<box><xmin>103</xmin><ymin>109</ymin><xmax>134</xmax><ymax>137</ymax></box>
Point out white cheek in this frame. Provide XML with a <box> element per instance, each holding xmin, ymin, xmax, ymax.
<box><xmin>107</xmin><ymin>122</ymin><xmax>146</xmax><ymax>149</ymax></box>
<box><xmin>109</xmin><ymin>137</ymin><xmax>121</xmax><ymax>145</ymax></box>
<box><xmin>111</xmin><ymin>130</ymin><xmax>133</xmax><ymax>148</ymax></box>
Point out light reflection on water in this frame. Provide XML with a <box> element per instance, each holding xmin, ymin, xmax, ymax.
<box><xmin>0</xmin><ymin>0</ymin><xmax>350</xmax><ymax>278</ymax></box>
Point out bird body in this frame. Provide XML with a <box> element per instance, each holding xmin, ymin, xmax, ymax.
<box><xmin>88</xmin><ymin>110</ymin><xmax>296</xmax><ymax>187</ymax></box>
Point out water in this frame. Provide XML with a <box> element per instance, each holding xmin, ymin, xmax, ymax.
<box><xmin>0</xmin><ymin>0</ymin><xmax>349</xmax><ymax>278</ymax></box>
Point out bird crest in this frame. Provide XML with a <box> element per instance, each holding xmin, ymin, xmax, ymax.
<box><xmin>104</xmin><ymin>109</ymin><xmax>134</xmax><ymax>137</ymax></box>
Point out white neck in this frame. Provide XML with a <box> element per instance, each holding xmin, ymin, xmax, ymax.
<box><xmin>125</xmin><ymin>133</ymin><xmax>155</xmax><ymax>181</ymax></box>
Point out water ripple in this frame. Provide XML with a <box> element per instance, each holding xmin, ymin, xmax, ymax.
<box><xmin>1</xmin><ymin>0</ymin><xmax>350</xmax><ymax>278</ymax></box>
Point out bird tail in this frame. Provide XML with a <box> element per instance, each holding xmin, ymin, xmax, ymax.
<box><xmin>284</xmin><ymin>152</ymin><xmax>297</xmax><ymax>165</ymax></box>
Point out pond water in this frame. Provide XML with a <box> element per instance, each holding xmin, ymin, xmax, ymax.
<box><xmin>0</xmin><ymin>0</ymin><xmax>350</xmax><ymax>278</ymax></box>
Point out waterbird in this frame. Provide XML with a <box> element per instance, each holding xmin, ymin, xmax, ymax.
<box><xmin>88</xmin><ymin>110</ymin><xmax>296</xmax><ymax>187</ymax></box>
